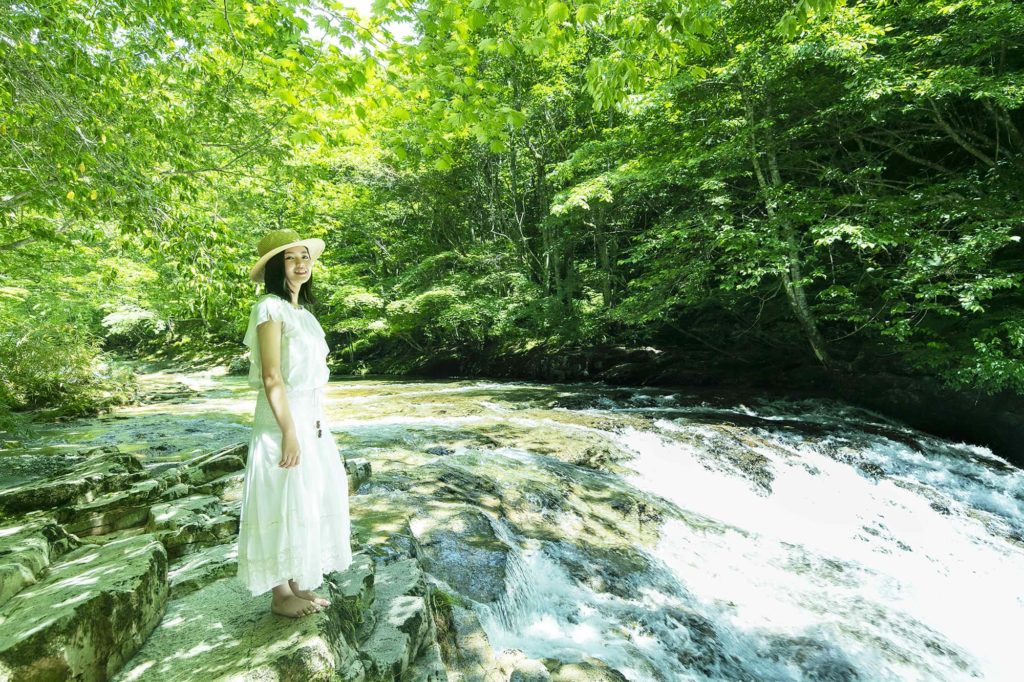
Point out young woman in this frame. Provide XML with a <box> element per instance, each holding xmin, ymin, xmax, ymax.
<box><xmin>237</xmin><ymin>229</ymin><xmax>353</xmax><ymax>618</ymax></box>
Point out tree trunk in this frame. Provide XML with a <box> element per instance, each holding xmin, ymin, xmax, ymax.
<box><xmin>746</xmin><ymin>98</ymin><xmax>837</xmax><ymax>370</ymax></box>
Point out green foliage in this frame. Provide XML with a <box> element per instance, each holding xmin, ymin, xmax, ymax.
<box><xmin>99</xmin><ymin>305</ymin><xmax>168</xmax><ymax>351</ymax></box>
<box><xmin>0</xmin><ymin>314</ymin><xmax>138</xmax><ymax>419</ymax></box>
<box><xmin>5</xmin><ymin>0</ymin><xmax>1024</xmax><ymax>415</ymax></box>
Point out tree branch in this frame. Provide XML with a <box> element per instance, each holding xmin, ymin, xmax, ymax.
<box><xmin>929</xmin><ymin>99</ymin><xmax>995</xmax><ymax>168</ymax></box>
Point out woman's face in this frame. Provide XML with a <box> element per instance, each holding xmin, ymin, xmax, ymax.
<box><xmin>282</xmin><ymin>245</ymin><xmax>312</xmax><ymax>292</ymax></box>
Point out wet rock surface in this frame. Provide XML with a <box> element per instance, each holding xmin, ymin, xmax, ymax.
<box><xmin>409</xmin><ymin>503</ymin><xmax>511</xmax><ymax>604</ymax></box>
<box><xmin>0</xmin><ymin>444</ymin><xmax>147</xmax><ymax>515</ymax></box>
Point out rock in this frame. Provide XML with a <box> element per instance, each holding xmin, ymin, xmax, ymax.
<box><xmin>326</xmin><ymin>553</ymin><xmax>376</xmax><ymax>644</ymax></box>
<box><xmin>568</xmin><ymin>444</ymin><xmax>619</xmax><ymax>471</ymax></box>
<box><xmin>446</xmin><ymin>604</ymin><xmax>504</xmax><ymax>682</ymax></box>
<box><xmin>160</xmin><ymin>481</ymin><xmax>191</xmax><ymax>501</ymax></box>
<box><xmin>543</xmin><ymin>657</ymin><xmax>629</xmax><ymax>682</ymax></box>
<box><xmin>407</xmin><ymin>641</ymin><xmax>449</xmax><ymax>682</ymax></box>
<box><xmin>410</xmin><ymin>465</ymin><xmax>502</xmax><ymax>511</ymax></box>
<box><xmin>0</xmin><ymin>445</ymin><xmax>146</xmax><ymax>515</ymax></box>
<box><xmin>662</xmin><ymin>604</ymin><xmax>743</xmax><ymax>675</ymax></box>
<box><xmin>118</xmin><ymin>550</ymin><xmax>447</xmax><ymax>682</ymax></box>
<box><xmin>0</xmin><ymin>448</ymin><xmax>82</xmax><ymax>492</ymax></box>
<box><xmin>358</xmin><ymin>557</ymin><xmax>437</xmax><ymax>680</ymax></box>
<box><xmin>172</xmin><ymin>443</ymin><xmax>247</xmax><ymax>488</ymax></box>
<box><xmin>146</xmin><ymin>494</ymin><xmax>237</xmax><ymax>559</ymax></box>
<box><xmin>136</xmin><ymin>381</ymin><xmax>200</xmax><ymax>405</ymax></box>
<box><xmin>425</xmin><ymin>446</ymin><xmax>454</xmax><ymax>456</ymax></box>
<box><xmin>764</xmin><ymin>635</ymin><xmax>861</xmax><ymax>681</ymax></box>
<box><xmin>409</xmin><ymin>502</ymin><xmax>510</xmax><ymax>604</ymax></box>
<box><xmin>0</xmin><ymin>514</ymin><xmax>79</xmax><ymax>609</ymax></box>
<box><xmin>60</xmin><ymin>478</ymin><xmax>162</xmax><ymax>536</ymax></box>
<box><xmin>349</xmin><ymin>491</ymin><xmax>418</xmax><ymax>556</ymax></box>
<box><xmin>167</xmin><ymin>541</ymin><xmax>238</xmax><ymax>599</ymax></box>
<box><xmin>508</xmin><ymin>655</ymin><xmax>551</xmax><ymax>681</ymax></box>
<box><xmin>192</xmin><ymin>471</ymin><xmax>244</xmax><ymax>498</ymax></box>
<box><xmin>543</xmin><ymin>541</ymin><xmax>653</xmax><ymax>601</ymax></box>
<box><xmin>345</xmin><ymin>457</ymin><xmax>372</xmax><ymax>493</ymax></box>
<box><xmin>116</xmin><ymin>567</ymin><xmax>365</xmax><ymax>682</ymax></box>
<box><xmin>0</xmin><ymin>533</ymin><xmax>168</xmax><ymax>682</ymax></box>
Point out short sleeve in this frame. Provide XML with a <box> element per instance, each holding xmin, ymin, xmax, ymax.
<box><xmin>242</xmin><ymin>296</ymin><xmax>286</xmax><ymax>350</ymax></box>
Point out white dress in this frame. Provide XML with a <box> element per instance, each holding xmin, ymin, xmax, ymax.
<box><xmin>236</xmin><ymin>294</ymin><xmax>353</xmax><ymax>596</ymax></box>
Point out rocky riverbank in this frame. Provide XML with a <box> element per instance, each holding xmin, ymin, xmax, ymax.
<box><xmin>0</xmin><ymin>436</ymin><xmax>628</xmax><ymax>681</ymax></box>
<box><xmin>403</xmin><ymin>344</ymin><xmax>1024</xmax><ymax>466</ymax></box>
<box><xmin>6</xmin><ymin>369</ymin><xmax>1021</xmax><ymax>680</ymax></box>
<box><xmin>0</xmin><ymin>441</ymin><xmax>446</xmax><ymax>681</ymax></box>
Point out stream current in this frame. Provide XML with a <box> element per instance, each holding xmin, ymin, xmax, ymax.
<box><xmin>5</xmin><ymin>366</ymin><xmax>1023</xmax><ymax>681</ymax></box>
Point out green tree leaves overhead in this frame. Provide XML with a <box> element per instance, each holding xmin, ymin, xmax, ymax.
<box><xmin>3</xmin><ymin>0</ymin><xmax>1024</xmax><ymax>427</ymax></box>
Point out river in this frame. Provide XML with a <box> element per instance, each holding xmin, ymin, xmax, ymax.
<box><xmin>6</xmin><ymin>364</ymin><xmax>1023</xmax><ymax>681</ymax></box>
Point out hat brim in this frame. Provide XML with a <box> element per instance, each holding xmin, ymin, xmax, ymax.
<box><xmin>250</xmin><ymin>238</ymin><xmax>326</xmax><ymax>282</ymax></box>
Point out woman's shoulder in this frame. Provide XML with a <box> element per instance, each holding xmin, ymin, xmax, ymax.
<box><xmin>253</xmin><ymin>294</ymin><xmax>286</xmax><ymax>307</ymax></box>
<box><xmin>251</xmin><ymin>294</ymin><xmax>292</xmax><ymax>323</ymax></box>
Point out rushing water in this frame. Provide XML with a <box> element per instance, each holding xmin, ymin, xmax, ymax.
<box><xmin>6</xmin><ymin>366</ymin><xmax>1023</xmax><ymax>681</ymax></box>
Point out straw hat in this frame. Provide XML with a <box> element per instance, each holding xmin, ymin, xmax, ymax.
<box><xmin>249</xmin><ymin>229</ymin><xmax>325</xmax><ymax>283</ymax></box>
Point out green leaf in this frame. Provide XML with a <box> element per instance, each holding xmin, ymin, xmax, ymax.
<box><xmin>468</xmin><ymin>10</ymin><xmax>488</xmax><ymax>30</ymax></box>
<box><xmin>546</xmin><ymin>2</ymin><xmax>569</xmax><ymax>23</ymax></box>
<box><xmin>273</xmin><ymin>88</ymin><xmax>300</xmax><ymax>107</ymax></box>
<box><xmin>575</xmin><ymin>4</ymin><xmax>599</xmax><ymax>24</ymax></box>
<box><xmin>504</xmin><ymin>109</ymin><xmax>527</xmax><ymax>127</ymax></box>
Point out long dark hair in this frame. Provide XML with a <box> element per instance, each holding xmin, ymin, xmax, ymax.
<box><xmin>262</xmin><ymin>247</ymin><xmax>319</xmax><ymax>307</ymax></box>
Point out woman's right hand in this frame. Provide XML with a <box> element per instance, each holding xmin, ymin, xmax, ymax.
<box><xmin>279</xmin><ymin>429</ymin><xmax>301</xmax><ymax>468</ymax></box>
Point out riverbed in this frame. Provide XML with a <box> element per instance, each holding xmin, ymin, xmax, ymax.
<box><xmin>4</xmin><ymin>365</ymin><xmax>1023</xmax><ymax>681</ymax></box>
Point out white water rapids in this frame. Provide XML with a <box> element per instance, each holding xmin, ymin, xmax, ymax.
<box><xmin>25</xmin><ymin>370</ymin><xmax>1019</xmax><ymax>681</ymax></box>
<box><xmin>465</xmin><ymin>394</ymin><xmax>1024</xmax><ymax>681</ymax></box>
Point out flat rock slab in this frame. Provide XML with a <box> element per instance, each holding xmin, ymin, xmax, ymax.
<box><xmin>0</xmin><ymin>533</ymin><xmax>168</xmax><ymax>682</ymax></box>
<box><xmin>0</xmin><ymin>445</ymin><xmax>146</xmax><ymax>515</ymax></box>
<box><xmin>349</xmin><ymin>492</ymin><xmax>419</xmax><ymax>561</ymax></box>
<box><xmin>167</xmin><ymin>541</ymin><xmax>238</xmax><ymax>599</ymax></box>
<box><xmin>117</xmin><ymin>558</ymin><xmax>378</xmax><ymax>682</ymax></box>
<box><xmin>61</xmin><ymin>478</ymin><xmax>162</xmax><ymax>537</ymax></box>
<box><xmin>409</xmin><ymin>502</ymin><xmax>509</xmax><ymax>604</ymax></box>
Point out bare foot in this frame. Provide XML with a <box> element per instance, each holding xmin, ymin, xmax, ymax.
<box><xmin>271</xmin><ymin>594</ymin><xmax>321</xmax><ymax>618</ymax></box>
<box><xmin>289</xmin><ymin>579</ymin><xmax>331</xmax><ymax>608</ymax></box>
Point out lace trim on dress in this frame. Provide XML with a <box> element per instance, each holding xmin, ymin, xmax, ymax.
<box><xmin>238</xmin><ymin>508</ymin><xmax>349</xmax><ymax>530</ymax></box>
<box><xmin>239</xmin><ymin>547</ymin><xmax>354</xmax><ymax>595</ymax></box>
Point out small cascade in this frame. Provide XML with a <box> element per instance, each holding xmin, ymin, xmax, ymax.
<box><xmin>474</xmin><ymin>518</ymin><xmax>544</xmax><ymax>633</ymax></box>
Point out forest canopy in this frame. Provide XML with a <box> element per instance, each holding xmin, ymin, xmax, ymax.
<box><xmin>2</xmin><ymin>0</ymin><xmax>1022</xmax><ymax>421</ymax></box>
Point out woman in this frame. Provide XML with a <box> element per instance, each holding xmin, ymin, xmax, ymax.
<box><xmin>237</xmin><ymin>228</ymin><xmax>353</xmax><ymax>618</ymax></box>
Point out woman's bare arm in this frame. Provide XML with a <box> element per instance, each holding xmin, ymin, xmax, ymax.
<box><xmin>257</xmin><ymin>318</ymin><xmax>300</xmax><ymax>466</ymax></box>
